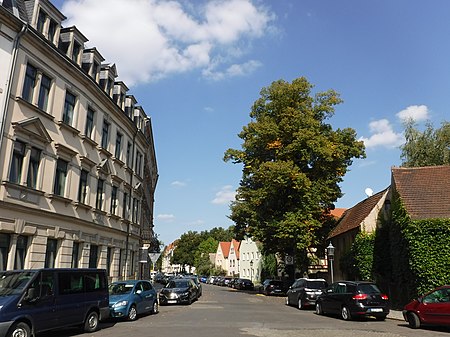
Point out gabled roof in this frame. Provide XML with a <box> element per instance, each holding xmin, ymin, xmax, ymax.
<box><xmin>219</xmin><ymin>242</ymin><xmax>231</xmax><ymax>258</ymax></box>
<box><xmin>392</xmin><ymin>165</ymin><xmax>450</xmax><ymax>220</ymax></box>
<box><xmin>330</xmin><ymin>208</ymin><xmax>347</xmax><ymax>219</ymax></box>
<box><xmin>230</xmin><ymin>239</ymin><xmax>240</xmax><ymax>259</ymax></box>
<box><xmin>328</xmin><ymin>188</ymin><xmax>388</xmax><ymax>239</ymax></box>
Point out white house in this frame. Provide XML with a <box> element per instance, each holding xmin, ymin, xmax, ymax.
<box><xmin>239</xmin><ymin>237</ymin><xmax>261</xmax><ymax>283</ymax></box>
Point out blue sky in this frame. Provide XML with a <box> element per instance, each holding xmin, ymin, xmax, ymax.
<box><xmin>53</xmin><ymin>0</ymin><xmax>449</xmax><ymax>246</ymax></box>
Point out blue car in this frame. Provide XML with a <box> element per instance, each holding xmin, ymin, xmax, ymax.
<box><xmin>109</xmin><ymin>280</ymin><xmax>159</xmax><ymax>321</ymax></box>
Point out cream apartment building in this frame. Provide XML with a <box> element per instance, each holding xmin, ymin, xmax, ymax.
<box><xmin>0</xmin><ymin>0</ymin><xmax>158</xmax><ymax>281</ymax></box>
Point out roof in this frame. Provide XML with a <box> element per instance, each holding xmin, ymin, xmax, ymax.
<box><xmin>230</xmin><ymin>239</ymin><xmax>240</xmax><ymax>259</ymax></box>
<box><xmin>392</xmin><ymin>165</ymin><xmax>450</xmax><ymax>220</ymax></box>
<box><xmin>330</xmin><ymin>208</ymin><xmax>347</xmax><ymax>219</ymax></box>
<box><xmin>219</xmin><ymin>242</ymin><xmax>231</xmax><ymax>258</ymax></box>
<box><xmin>328</xmin><ymin>188</ymin><xmax>388</xmax><ymax>239</ymax></box>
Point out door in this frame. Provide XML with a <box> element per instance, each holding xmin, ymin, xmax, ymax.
<box><xmin>22</xmin><ymin>271</ymin><xmax>57</xmax><ymax>333</ymax></box>
<box><xmin>420</xmin><ymin>288</ymin><xmax>450</xmax><ymax>325</ymax></box>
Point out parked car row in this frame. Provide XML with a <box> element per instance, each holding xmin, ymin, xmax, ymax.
<box><xmin>208</xmin><ymin>276</ymin><xmax>255</xmax><ymax>291</ymax></box>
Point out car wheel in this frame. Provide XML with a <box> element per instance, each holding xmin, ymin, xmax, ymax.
<box><xmin>375</xmin><ymin>315</ymin><xmax>387</xmax><ymax>321</ymax></box>
<box><xmin>151</xmin><ymin>300</ymin><xmax>159</xmax><ymax>314</ymax></box>
<box><xmin>407</xmin><ymin>312</ymin><xmax>421</xmax><ymax>329</ymax></box>
<box><xmin>8</xmin><ymin>322</ymin><xmax>31</xmax><ymax>337</ymax></box>
<box><xmin>83</xmin><ymin>311</ymin><xmax>99</xmax><ymax>333</ymax></box>
<box><xmin>127</xmin><ymin>305</ymin><xmax>137</xmax><ymax>321</ymax></box>
<box><xmin>298</xmin><ymin>298</ymin><xmax>303</xmax><ymax>310</ymax></box>
<box><xmin>315</xmin><ymin>302</ymin><xmax>323</xmax><ymax>315</ymax></box>
<box><xmin>341</xmin><ymin>306</ymin><xmax>352</xmax><ymax>320</ymax></box>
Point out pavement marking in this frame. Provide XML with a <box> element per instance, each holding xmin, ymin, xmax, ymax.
<box><xmin>240</xmin><ymin>328</ymin><xmax>404</xmax><ymax>337</ymax></box>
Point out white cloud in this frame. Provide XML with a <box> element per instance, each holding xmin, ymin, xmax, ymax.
<box><xmin>211</xmin><ymin>185</ymin><xmax>236</xmax><ymax>205</ymax></box>
<box><xmin>359</xmin><ymin>119</ymin><xmax>404</xmax><ymax>149</ymax></box>
<box><xmin>396</xmin><ymin>105</ymin><xmax>430</xmax><ymax>122</ymax></box>
<box><xmin>61</xmin><ymin>0</ymin><xmax>275</xmax><ymax>86</ymax></box>
<box><xmin>157</xmin><ymin>214</ymin><xmax>175</xmax><ymax>222</ymax></box>
<box><xmin>171</xmin><ymin>180</ymin><xmax>187</xmax><ymax>187</ymax></box>
<box><xmin>203</xmin><ymin>60</ymin><xmax>262</xmax><ymax>81</ymax></box>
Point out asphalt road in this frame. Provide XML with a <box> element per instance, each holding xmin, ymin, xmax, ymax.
<box><xmin>40</xmin><ymin>283</ymin><xmax>450</xmax><ymax>337</ymax></box>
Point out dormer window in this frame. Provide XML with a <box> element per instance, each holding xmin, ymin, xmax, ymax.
<box><xmin>72</xmin><ymin>41</ymin><xmax>81</xmax><ymax>63</ymax></box>
<box><xmin>37</xmin><ymin>10</ymin><xmax>46</xmax><ymax>34</ymax></box>
<box><xmin>48</xmin><ymin>19</ymin><xmax>58</xmax><ymax>44</ymax></box>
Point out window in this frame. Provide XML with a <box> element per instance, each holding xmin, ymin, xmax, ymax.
<box><xmin>85</xmin><ymin>107</ymin><xmax>95</xmax><ymax>139</ymax></box>
<box><xmin>45</xmin><ymin>239</ymin><xmax>57</xmax><ymax>268</ymax></box>
<box><xmin>89</xmin><ymin>245</ymin><xmax>98</xmax><ymax>268</ymax></box>
<box><xmin>22</xmin><ymin>64</ymin><xmax>37</xmax><ymax>103</ymax></box>
<box><xmin>110</xmin><ymin>185</ymin><xmax>118</xmax><ymax>215</ymax></box>
<box><xmin>48</xmin><ymin>19</ymin><xmax>57</xmax><ymax>43</ymax></box>
<box><xmin>92</xmin><ymin>62</ymin><xmax>99</xmax><ymax>81</ymax></box>
<box><xmin>0</xmin><ymin>234</ymin><xmax>10</xmax><ymax>271</ymax></box>
<box><xmin>37</xmin><ymin>73</ymin><xmax>51</xmax><ymax>111</ymax></box>
<box><xmin>37</xmin><ymin>10</ymin><xmax>46</xmax><ymax>34</ymax></box>
<box><xmin>72</xmin><ymin>41</ymin><xmax>81</xmax><ymax>63</ymax></box>
<box><xmin>78</xmin><ymin>169</ymin><xmax>88</xmax><ymax>204</ymax></box>
<box><xmin>101</xmin><ymin>120</ymin><xmax>110</xmax><ymax>149</ymax></box>
<box><xmin>54</xmin><ymin>158</ymin><xmax>68</xmax><ymax>196</ymax></box>
<box><xmin>63</xmin><ymin>91</ymin><xmax>76</xmax><ymax>125</ymax></box>
<box><xmin>115</xmin><ymin>133</ymin><xmax>122</xmax><ymax>159</ymax></box>
<box><xmin>95</xmin><ymin>178</ymin><xmax>104</xmax><ymax>210</ymax></box>
<box><xmin>14</xmin><ymin>236</ymin><xmax>28</xmax><ymax>269</ymax></box>
<box><xmin>9</xmin><ymin>141</ymin><xmax>25</xmax><ymax>184</ymax></box>
<box><xmin>135</xmin><ymin>151</ymin><xmax>142</xmax><ymax>176</ymax></box>
<box><xmin>71</xmin><ymin>242</ymin><xmax>79</xmax><ymax>268</ymax></box>
<box><xmin>126</xmin><ymin>142</ymin><xmax>132</xmax><ymax>167</ymax></box>
<box><xmin>122</xmin><ymin>192</ymin><xmax>128</xmax><ymax>219</ymax></box>
<box><xmin>27</xmin><ymin>147</ymin><xmax>41</xmax><ymax>188</ymax></box>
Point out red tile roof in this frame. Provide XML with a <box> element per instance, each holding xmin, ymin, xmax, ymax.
<box><xmin>330</xmin><ymin>208</ymin><xmax>347</xmax><ymax>219</ymax></box>
<box><xmin>392</xmin><ymin>165</ymin><xmax>450</xmax><ymax>220</ymax></box>
<box><xmin>219</xmin><ymin>241</ymin><xmax>231</xmax><ymax>258</ymax></box>
<box><xmin>328</xmin><ymin>188</ymin><xmax>388</xmax><ymax>239</ymax></box>
<box><xmin>231</xmin><ymin>239</ymin><xmax>240</xmax><ymax>259</ymax></box>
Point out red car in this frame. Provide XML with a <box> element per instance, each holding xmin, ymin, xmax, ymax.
<box><xmin>403</xmin><ymin>285</ymin><xmax>450</xmax><ymax>329</ymax></box>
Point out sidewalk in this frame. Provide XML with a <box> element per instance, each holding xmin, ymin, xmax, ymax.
<box><xmin>388</xmin><ymin>310</ymin><xmax>404</xmax><ymax>321</ymax></box>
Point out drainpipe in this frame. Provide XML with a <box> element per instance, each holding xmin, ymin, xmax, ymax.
<box><xmin>0</xmin><ymin>23</ymin><xmax>27</xmax><ymax>173</ymax></box>
<box><xmin>124</xmin><ymin>129</ymin><xmax>137</xmax><ymax>278</ymax></box>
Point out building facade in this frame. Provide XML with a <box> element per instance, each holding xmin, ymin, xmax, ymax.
<box><xmin>0</xmin><ymin>0</ymin><xmax>158</xmax><ymax>281</ymax></box>
<box><xmin>239</xmin><ymin>237</ymin><xmax>261</xmax><ymax>283</ymax></box>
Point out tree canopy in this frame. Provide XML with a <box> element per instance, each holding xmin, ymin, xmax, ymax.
<box><xmin>400</xmin><ymin>120</ymin><xmax>450</xmax><ymax>167</ymax></box>
<box><xmin>170</xmin><ymin>226</ymin><xmax>234</xmax><ymax>273</ymax></box>
<box><xmin>224</xmin><ymin>77</ymin><xmax>365</xmax><ymax>270</ymax></box>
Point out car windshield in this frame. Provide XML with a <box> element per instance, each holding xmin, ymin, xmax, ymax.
<box><xmin>358</xmin><ymin>284</ymin><xmax>381</xmax><ymax>294</ymax></box>
<box><xmin>109</xmin><ymin>283</ymin><xmax>134</xmax><ymax>295</ymax></box>
<box><xmin>306</xmin><ymin>280</ymin><xmax>327</xmax><ymax>289</ymax></box>
<box><xmin>0</xmin><ymin>271</ymin><xmax>35</xmax><ymax>296</ymax></box>
<box><xmin>167</xmin><ymin>280</ymin><xmax>189</xmax><ymax>288</ymax></box>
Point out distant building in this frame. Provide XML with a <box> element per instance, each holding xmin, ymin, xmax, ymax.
<box><xmin>227</xmin><ymin>239</ymin><xmax>240</xmax><ymax>277</ymax></box>
<box><xmin>214</xmin><ymin>241</ymin><xmax>231</xmax><ymax>273</ymax></box>
<box><xmin>239</xmin><ymin>237</ymin><xmax>261</xmax><ymax>283</ymax></box>
<box><xmin>0</xmin><ymin>0</ymin><xmax>158</xmax><ymax>281</ymax></box>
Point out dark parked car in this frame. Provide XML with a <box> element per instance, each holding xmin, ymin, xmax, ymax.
<box><xmin>286</xmin><ymin>278</ymin><xmax>328</xmax><ymax>309</ymax></box>
<box><xmin>261</xmin><ymin>279</ymin><xmax>287</xmax><ymax>296</ymax></box>
<box><xmin>184</xmin><ymin>275</ymin><xmax>202</xmax><ymax>297</ymax></box>
<box><xmin>315</xmin><ymin>281</ymin><xmax>389</xmax><ymax>321</ymax></box>
<box><xmin>109</xmin><ymin>280</ymin><xmax>159</xmax><ymax>321</ymax></box>
<box><xmin>159</xmin><ymin>278</ymin><xmax>198</xmax><ymax>305</ymax></box>
<box><xmin>234</xmin><ymin>278</ymin><xmax>254</xmax><ymax>291</ymax></box>
<box><xmin>403</xmin><ymin>285</ymin><xmax>450</xmax><ymax>329</ymax></box>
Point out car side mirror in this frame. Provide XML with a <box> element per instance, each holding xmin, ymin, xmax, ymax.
<box><xmin>136</xmin><ymin>289</ymin><xmax>142</xmax><ymax>295</ymax></box>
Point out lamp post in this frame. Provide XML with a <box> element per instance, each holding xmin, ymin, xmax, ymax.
<box><xmin>250</xmin><ymin>260</ymin><xmax>253</xmax><ymax>282</ymax></box>
<box><xmin>326</xmin><ymin>242</ymin><xmax>335</xmax><ymax>284</ymax></box>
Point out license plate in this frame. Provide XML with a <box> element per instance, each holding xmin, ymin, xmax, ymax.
<box><xmin>167</xmin><ymin>300</ymin><xmax>177</xmax><ymax>304</ymax></box>
<box><xmin>369</xmin><ymin>308</ymin><xmax>383</xmax><ymax>312</ymax></box>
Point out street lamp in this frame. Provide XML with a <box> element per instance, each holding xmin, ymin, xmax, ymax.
<box><xmin>326</xmin><ymin>242</ymin><xmax>335</xmax><ymax>284</ymax></box>
<box><xmin>249</xmin><ymin>260</ymin><xmax>253</xmax><ymax>282</ymax></box>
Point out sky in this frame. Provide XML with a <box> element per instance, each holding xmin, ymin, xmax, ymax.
<box><xmin>52</xmin><ymin>0</ymin><xmax>450</xmax><ymax>246</ymax></box>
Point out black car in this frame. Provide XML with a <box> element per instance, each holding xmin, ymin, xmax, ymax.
<box><xmin>261</xmin><ymin>279</ymin><xmax>287</xmax><ymax>296</ymax></box>
<box><xmin>286</xmin><ymin>278</ymin><xmax>328</xmax><ymax>309</ymax></box>
<box><xmin>159</xmin><ymin>278</ymin><xmax>198</xmax><ymax>305</ymax></box>
<box><xmin>315</xmin><ymin>281</ymin><xmax>389</xmax><ymax>321</ymax></box>
<box><xmin>234</xmin><ymin>278</ymin><xmax>254</xmax><ymax>291</ymax></box>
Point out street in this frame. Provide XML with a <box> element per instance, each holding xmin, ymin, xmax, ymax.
<box><xmin>40</xmin><ymin>284</ymin><xmax>450</xmax><ymax>337</ymax></box>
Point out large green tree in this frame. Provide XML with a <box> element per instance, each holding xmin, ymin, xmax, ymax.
<box><xmin>224</xmin><ymin>77</ymin><xmax>365</xmax><ymax>271</ymax></box>
<box><xmin>400</xmin><ymin>120</ymin><xmax>450</xmax><ymax>167</ymax></box>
